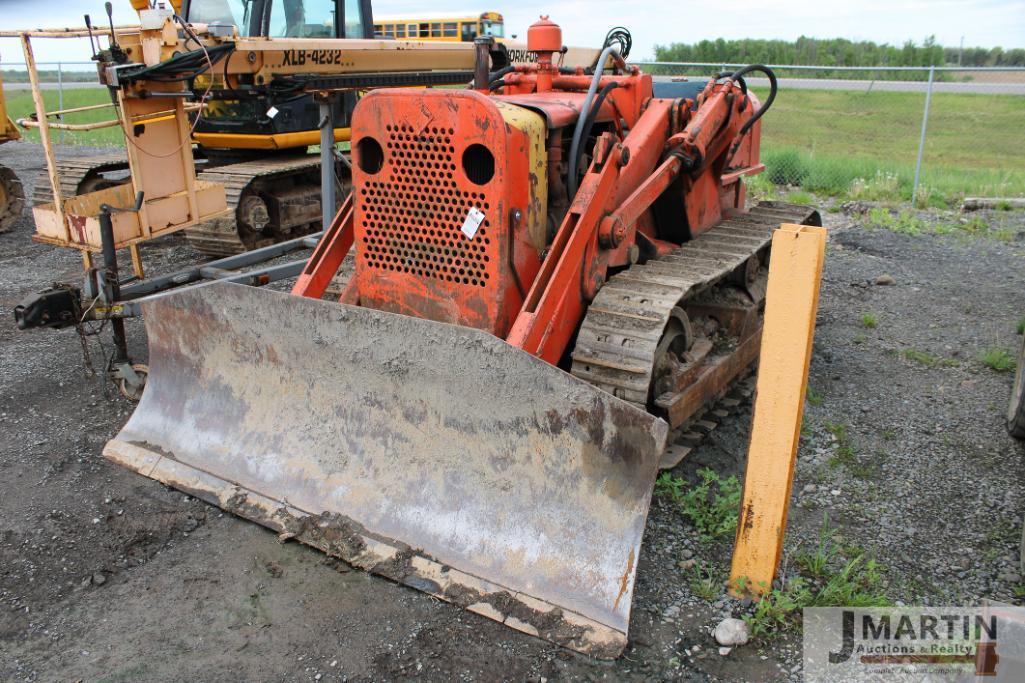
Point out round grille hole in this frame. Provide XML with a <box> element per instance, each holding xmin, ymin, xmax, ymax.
<box><xmin>357</xmin><ymin>137</ymin><xmax>384</xmax><ymax>174</ymax></box>
<box><xmin>462</xmin><ymin>144</ymin><xmax>495</xmax><ymax>186</ymax></box>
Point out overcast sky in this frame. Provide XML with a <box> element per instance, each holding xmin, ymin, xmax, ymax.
<box><xmin>1</xmin><ymin>0</ymin><xmax>1023</xmax><ymax>68</ymax></box>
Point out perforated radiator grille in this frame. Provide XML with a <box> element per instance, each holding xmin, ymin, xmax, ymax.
<box><xmin>359</xmin><ymin>124</ymin><xmax>493</xmax><ymax>287</ymax></box>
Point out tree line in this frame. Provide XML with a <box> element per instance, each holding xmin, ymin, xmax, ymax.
<box><xmin>654</xmin><ymin>37</ymin><xmax>1025</xmax><ymax>68</ymax></box>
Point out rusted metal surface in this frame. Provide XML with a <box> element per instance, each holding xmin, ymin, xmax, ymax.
<box><xmin>292</xmin><ymin>195</ymin><xmax>355</xmax><ymax>299</ymax></box>
<box><xmin>104</xmin><ymin>282</ymin><xmax>667</xmax><ymax>657</ymax></box>
<box><xmin>656</xmin><ymin>330</ymin><xmax>763</xmax><ymax>428</ymax></box>
<box><xmin>0</xmin><ymin>167</ymin><xmax>23</xmax><ymax>233</ymax></box>
<box><xmin>495</xmin><ymin>93</ymin><xmax>594</xmax><ymax>128</ymax></box>
<box><xmin>0</xmin><ymin>85</ymin><xmax>24</xmax><ymax>231</ymax></box>
<box><xmin>350</xmin><ymin>90</ymin><xmax>545</xmax><ymax>338</ymax></box>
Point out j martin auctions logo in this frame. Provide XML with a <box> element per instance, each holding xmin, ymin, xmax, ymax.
<box><xmin>803</xmin><ymin>606</ymin><xmax>1025</xmax><ymax>682</ymax></box>
<box><xmin>829</xmin><ymin>610</ymin><xmax>997</xmax><ymax>672</ymax></box>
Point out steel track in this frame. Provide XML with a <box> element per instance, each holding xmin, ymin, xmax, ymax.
<box><xmin>184</xmin><ymin>155</ymin><xmax>325</xmax><ymax>257</ymax></box>
<box><xmin>570</xmin><ymin>201</ymin><xmax>821</xmax><ymax>418</ymax></box>
<box><xmin>34</xmin><ymin>153</ymin><xmax>329</xmax><ymax>258</ymax></box>
<box><xmin>31</xmin><ymin>153</ymin><xmax>129</xmax><ymax>206</ymax></box>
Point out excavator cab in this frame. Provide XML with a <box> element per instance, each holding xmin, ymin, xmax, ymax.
<box><xmin>181</xmin><ymin>0</ymin><xmax>372</xmax><ymax>39</ymax></box>
<box><xmin>182</xmin><ymin>0</ymin><xmax>372</xmax><ymax>161</ymax></box>
<box><xmin>172</xmin><ymin>0</ymin><xmax>375</xmax><ymax>257</ymax></box>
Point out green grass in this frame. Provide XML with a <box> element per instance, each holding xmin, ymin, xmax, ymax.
<box><xmin>9</xmin><ymin>86</ymin><xmax>1025</xmax><ymax>205</ymax></box>
<box><xmin>860</xmin><ymin>312</ymin><xmax>878</xmax><ymax>329</ymax></box>
<box><xmin>752</xmin><ymin>87</ymin><xmax>1025</xmax><ymax>202</ymax></box>
<box><xmin>784</xmin><ymin>189</ymin><xmax>816</xmax><ymax>205</ymax></box>
<box><xmin>866</xmin><ymin>207</ymin><xmax>925</xmax><ymax>235</ymax></box>
<box><xmin>2</xmin><ymin>69</ymin><xmax>98</xmax><ymax>83</ymax></box>
<box><xmin>898</xmin><ymin>347</ymin><xmax>959</xmax><ymax>368</ymax></box>
<box><xmin>980</xmin><ymin>347</ymin><xmax>1015</xmax><ymax>372</ymax></box>
<box><xmin>655</xmin><ymin>469</ymin><xmax>742</xmax><ymax>542</ymax></box>
<box><xmin>933</xmin><ymin>215</ymin><xmax>1017</xmax><ymax>242</ymax></box>
<box><xmin>901</xmin><ymin>348</ymin><xmax>939</xmax><ymax>367</ymax></box>
<box><xmin>793</xmin><ymin>515</ymin><xmax>840</xmax><ymax>579</ymax></box>
<box><xmin>806</xmin><ymin>385</ymin><xmax>824</xmax><ymax>407</ymax></box>
<box><xmin>745</xmin><ymin>170</ymin><xmax>776</xmax><ymax>200</ymax></box>
<box><xmin>737</xmin><ymin>515</ymin><xmax>891</xmax><ymax>639</ymax></box>
<box><xmin>689</xmin><ymin>566</ymin><xmax>724</xmax><ymax>601</ymax></box>
<box><xmin>5</xmin><ymin>88</ymin><xmax>124</xmax><ymax>147</ymax></box>
<box><xmin>1017</xmin><ymin>317</ymin><xmax>1025</xmax><ymax>335</ymax></box>
<box><xmin>823</xmin><ymin>421</ymin><xmax>858</xmax><ymax>470</ymax></box>
<box><xmin>740</xmin><ymin>556</ymin><xmax>890</xmax><ymax>638</ymax></box>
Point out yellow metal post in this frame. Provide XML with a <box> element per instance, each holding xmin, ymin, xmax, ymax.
<box><xmin>129</xmin><ymin>244</ymin><xmax>145</xmax><ymax>279</ymax></box>
<box><xmin>729</xmin><ymin>223</ymin><xmax>827</xmax><ymax>597</ymax></box>
<box><xmin>20</xmin><ymin>35</ymin><xmax>64</xmax><ymax>227</ymax></box>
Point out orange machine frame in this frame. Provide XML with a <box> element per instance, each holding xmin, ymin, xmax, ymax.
<box><xmin>293</xmin><ymin>31</ymin><xmax>764</xmax><ymax>367</ymax></box>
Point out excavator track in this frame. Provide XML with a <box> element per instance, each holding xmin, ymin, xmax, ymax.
<box><xmin>31</xmin><ymin>153</ymin><xmax>331</xmax><ymax>258</ymax></box>
<box><xmin>571</xmin><ymin>201</ymin><xmax>821</xmax><ymax>435</ymax></box>
<box><xmin>0</xmin><ymin>165</ymin><xmax>24</xmax><ymax>233</ymax></box>
<box><xmin>185</xmin><ymin>155</ymin><xmax>332</xmax><ymax>257</ymax></box>
<box><xmin>31</xmin><ymin>153</ymin><xmax>129</xmax><ymax>206</ymax></box>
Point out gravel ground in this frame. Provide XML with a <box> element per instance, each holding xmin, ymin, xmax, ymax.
<box><xmin>1</xmin><ymin>140</ymin><xmax>1024</xmax><ymax>681</ymax></box>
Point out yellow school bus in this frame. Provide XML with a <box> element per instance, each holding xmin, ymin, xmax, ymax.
<box><xmin>373</xmin><ymin>11</ymin><xmax>505</xmax><ymax>42</ymax></box>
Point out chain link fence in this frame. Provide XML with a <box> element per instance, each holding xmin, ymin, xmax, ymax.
<box><xmin>4</xmin><ymin>61</ymin><xmax>1025</xmax><ymax>205</ymax></box>
<box><xmin>1</xmin><ymin>61</ymin><xmax>118</xmax><ymax>146</ymax></box>
<box><xmin>637</xmin><ymin>62</ymin><xmax>1025</xmax><ymax>206</ymax></box>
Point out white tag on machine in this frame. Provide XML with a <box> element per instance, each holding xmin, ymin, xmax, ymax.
<box><xmin>266</xmin><ymin>106</ymin><xmax>280</xmax><ymax>119</ymax></box>
<box><xmin>461</xmin><ymin>207</ymin><xmax>486</xmax><ymax>239</ymax></box>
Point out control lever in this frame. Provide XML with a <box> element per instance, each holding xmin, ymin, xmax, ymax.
<box><xmin>104</xmin><ymin>2</ymin><xmax>129</xmax><ymax>63</ymax></box>
<box><xmin>84</xmin><ymin>15</ymin><xmax>99</xmax><ymax>60</ymax></box>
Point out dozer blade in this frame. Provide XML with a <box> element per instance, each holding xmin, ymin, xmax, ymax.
<box><xmin>103</xmin><ymin>282</ymin><xmax>668</xmax><ymax>657</ymax></box>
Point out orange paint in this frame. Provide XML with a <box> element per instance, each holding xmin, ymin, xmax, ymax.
<box><xmin>292</xmin><ymin>55</ymin><xmax>768</xmax><ymax>368</ymax></box>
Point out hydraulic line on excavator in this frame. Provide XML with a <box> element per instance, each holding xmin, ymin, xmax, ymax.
<box><xmin>18</xmin><ymin>6</ymin><xmax>822</xmax><ymax>657</ymax></box>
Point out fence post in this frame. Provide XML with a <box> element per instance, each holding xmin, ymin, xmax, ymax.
<box><xmin>912</xmin><ymin>65</ymin><xmax>935</xmax><ymax>203</ymax></box>
<box><xmin>57</xmin><ymin>61</ymin><xmax>64</xmax><ymax>145</ymax></box>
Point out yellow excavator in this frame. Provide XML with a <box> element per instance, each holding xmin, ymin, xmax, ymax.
<box><xmin>0</xmin><ymin>69</ymin><xmax>25</xmax><ymax>232</ymax></box>
<box><xmin>33</xmin><ymin>0</ymin><xmax>375</xmax><ymax>256</ymax></box>
<box><xmin>32</xmin><ymin>0</ymin><xmax>608</xmax><ymax>256</ymax></box>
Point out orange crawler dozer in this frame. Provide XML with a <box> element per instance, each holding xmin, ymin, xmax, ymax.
<box><xmin>105</xmin><ymin>16</ymin><xmax>819</xmax><ymax>657</ymax></box>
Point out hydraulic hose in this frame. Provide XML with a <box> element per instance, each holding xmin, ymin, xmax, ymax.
<box><xmin>717</xmin><ymin>71</ymin><xmax>747</xmax><ymax>95</ymax></box>
<box><xmin>571</xmin><ymin>82</ymin><xmax>619</xmax><ymax>193</ymax></box>
<box><xmin>567</xmin><ymin>45</ymin><xmax>619</xmax><ymax>199</ymax></box>
<box><xmin>487</xmin><ymin>65</ymin><xmax>516</xmax><ymax>88</ymax></box>
<box><xmin>725</xmin><ymin>64</ymin><xmax>777</xmax><ymax>159</ymax></box>
<box><xmin>602</xmin><ymin>27</ymin><xmax>632</xmax><ymax>60</ymax></box>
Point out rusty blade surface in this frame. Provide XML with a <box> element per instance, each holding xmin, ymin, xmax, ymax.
<box><xmin>103</xmin><ymin>282</ymin><xmax>667</xmax><ymax>657</ymax></box>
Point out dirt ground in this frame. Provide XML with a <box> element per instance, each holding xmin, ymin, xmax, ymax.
<box><xmin>2</xmin><ymin>140</ymin><xmax>1024</xmax><ymax>682</ymax></box>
